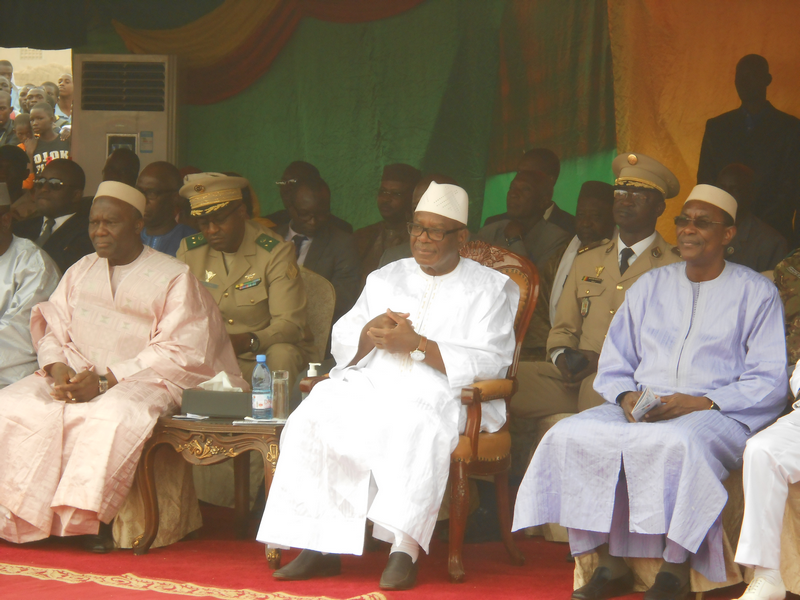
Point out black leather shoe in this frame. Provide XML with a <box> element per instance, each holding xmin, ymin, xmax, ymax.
<box><xmin>83</xmin><ymin>522</ymin><xmax>114</xmax><ymax>553</ymax></box>
<box><xmin>379</xmin><ymin>552</ymin><xmax>418</xmax><ymax>591</ymax></box>
<box><xmin>643</xmin><ymin>572</ymin><xmax>690</xmax><ymax>600</ymax></box>
<box><xmin>273</xmin><ymin>550</ymin><xmax>341</xmax><ymax>580</ymax></box>
<box><xmin>571</xmin><ymin>566</ymin><xmax>635</xmax><ymax>600</ymax></box>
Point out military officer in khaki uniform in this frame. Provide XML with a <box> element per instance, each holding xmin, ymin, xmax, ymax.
<box><xmin>177</xmin><ymin>172</ymin><xmax>315</xmax><ymax>509</ymax></box>
<box><xmin>177</xmin><ymin>173</ymin><xmax>314</xmax><ymax>385</ymax></box>
<box><xmin>512</xmin><ymin>153</ymin><xmax>683</xmax><ymax>423</ymax></box>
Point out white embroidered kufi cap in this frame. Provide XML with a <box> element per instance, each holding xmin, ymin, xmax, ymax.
<box><xmin>684</xmin><ymin>184</ymin><xmax>738</xmax><ymax>221</ymax></box>
<box><xmin>414</xmin><ymin>181</ymin><xmax>469</xmax><ymax>225</ymax></box>
<box><xmin>93</xmin><ymin>181</ymin><xmax>146</xmax><ymax>215</ymax></box>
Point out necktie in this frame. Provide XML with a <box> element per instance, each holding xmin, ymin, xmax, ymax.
<box><xmin>292</xmin><ymin>235</ymin><xmax>307</xmax><ymax>259</ymax></box>
<box><xmin>619</xmin><ymin>247</ymin><xmax>635</xmax><ymax>275</ymax></box>
<box><xmin>36</xmin><ymin>218</ymin><xmax>55</xmax><ymax>247</ymax></box>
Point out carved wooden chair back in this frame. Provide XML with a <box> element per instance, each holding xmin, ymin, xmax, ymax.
<box><xmin>458</xmin><ymin>240</ymin><xmax>539</xmax><ymax>381</ymax></box>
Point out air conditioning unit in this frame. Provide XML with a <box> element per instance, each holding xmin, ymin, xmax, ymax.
<box><xmin>71</xmin><ymin>54</ymin><xmax>178</xmax><ymax>195</ymax></box>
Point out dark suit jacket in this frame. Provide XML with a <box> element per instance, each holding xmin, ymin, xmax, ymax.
<box><xmin>698</xmin><ymin>102</ymin><xmax>800</xmax><ymax>243</ymax></box>
<box><xmin>267</xmin><ymin>209</ymin><xmax>353</xmax><ymax>234</ymax></box>
<box><xmin>276</xmin><ymin>222</ymin><xmax>361</xmax><ymax>322</ymax></box>
<box><xmin>483</xmin><ymin>203</ymin><xmax>576</xmax><ymax>235</ymax></box>
<box><xmin>13</xmin><ymin>208</ymin><xmax>94</xmax><ymax>273</ymax></box>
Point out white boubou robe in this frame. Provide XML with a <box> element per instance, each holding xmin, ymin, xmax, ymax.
<box><xmin>257</xmin><ymin>256</ymin><xmax>519</xmax><ymax>554</ymax></box>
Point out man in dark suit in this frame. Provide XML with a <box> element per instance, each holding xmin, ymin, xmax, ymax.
<box><xmin>484</xmin><ymin>147</ymin><xmax>576</xmax><ymax>235</ymax></box>
<box><xmin>277</xmin><ymin>177</ymin><xmax>361</xmax><ymax>324</ymax></box>
<box><xmin>267</xmin><ymin>161</ymin><xmax>353</xmax><ymax>234</ymax></box>
<box><xmin>13</xmin><ymin>159</ymin><xmax>93</xmax><ymax>273</ymax></box>
<box><xmin>698</xmin><ymin>54</ymin><xmax>800</xmax><ymax>246</ymax></box>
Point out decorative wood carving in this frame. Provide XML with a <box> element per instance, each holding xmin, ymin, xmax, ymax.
<box><xmin>133</xmin><ymin>417</ymin><xmax>284</xmax><ymax>556</ymax></box>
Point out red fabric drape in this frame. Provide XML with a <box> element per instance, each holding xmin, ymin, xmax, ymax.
<box><xmin>184</xmin><ymin>0</ymin><xmax>427</xmax><ymax>105</ymax></box>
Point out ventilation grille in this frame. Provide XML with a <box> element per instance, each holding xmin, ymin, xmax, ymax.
<box><xmin>81</xmin><ymin>61</ymin><xmax>166</xmax><ymax>112</ymax></box>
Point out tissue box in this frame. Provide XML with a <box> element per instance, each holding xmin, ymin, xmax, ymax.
<box><xmin>181</xmin><ymin>390</ymin><xmax>252</xmax><ymax>418</ymax></box>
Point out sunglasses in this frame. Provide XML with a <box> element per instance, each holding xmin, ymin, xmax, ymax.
<box><xmin>613</xmin><ymin>189</ymin><xmax>655</xmax><ymax>204</ymax></box>
<box><xmin>34</xmin><ymin>177</ymin><xmax>74</xmax><ymax>191</ymax></box>
<box><xmin>674</xmin><ymin>216</ymin><xmax>725</xmax><ymax>230</ymax></box>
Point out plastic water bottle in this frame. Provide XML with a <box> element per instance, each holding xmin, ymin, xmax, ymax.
<box><xmin>252</xmin><ymin>355</ymin><xmax>272</xmax><ymax>419</ymax></box>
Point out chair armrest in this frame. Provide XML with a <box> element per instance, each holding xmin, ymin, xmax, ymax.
<box><xmin>299</xmin><ymin>375</ymin><xmax>329</xmax><ymax>394</ymax></box>
<box><xmin>460</xmin><ymin>379</ymin><xmax>516</xmax><ymax>459</ymax></box>
<box><xmin>461</xmin><ymin>379</ymin><xmax>516</xmax><ymax>405</ymax></box>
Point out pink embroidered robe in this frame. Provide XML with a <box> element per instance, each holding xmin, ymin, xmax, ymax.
<box><xmin>0</xmin><ymin>246</ymin><xmax>245</xmax><ymax>543</ymax></box>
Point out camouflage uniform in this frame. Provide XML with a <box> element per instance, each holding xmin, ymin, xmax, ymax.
<box><xmin>775</xmin><ymin>250</ymin><xmax>800</xmax><ymax>364</ymax></box>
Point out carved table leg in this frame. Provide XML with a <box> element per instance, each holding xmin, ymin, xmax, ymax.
<box><xmin>266</xmin><ymin>547</ymin><xmax>282</xmax><ymax>569</ymax></box>
<box><xmin>132</xmin><ymin>440</ymin><xmax>164</xmax><ymax>555</ymax></box>
<box><xmin>233</xmin><ymin>451</ymin><xmax>251</xmax><ymax>539</ymax></box>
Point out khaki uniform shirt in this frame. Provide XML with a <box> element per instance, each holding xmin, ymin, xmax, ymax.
<box><xmin>547</xmin><ymin>232</ymin><xmax>681</xmax><ymax>356</ymax></box>
<box><xmin>177</xmin><ymin>220</ymin><xmax>315</xmax><ymax>362</ymax></box>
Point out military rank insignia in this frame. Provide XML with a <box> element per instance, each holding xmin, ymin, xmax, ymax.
<box><xmin>235</xmin><ymin>279</ymin><xmax>262</xmax><ymax>290</ymax></box>
<box><xmin>581</xmin><ymin>297</ymin><xmax>591</xmax><ymax>317</ymax></box>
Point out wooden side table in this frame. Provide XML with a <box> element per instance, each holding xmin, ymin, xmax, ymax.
<box><xmin>132</xmin><ymin>416</ymin><xmax>284</xmax><ymax>567</ymax></box>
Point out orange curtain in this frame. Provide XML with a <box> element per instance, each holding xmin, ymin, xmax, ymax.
<box><xmin>608</xmin><ymin>0</ymin><xmax>800</xmax><ymax>243</ymax></box>
<box><xmin>113</xmin><ymin>0</ymin><xmax>427</xmax><ymax>105</ymax></box>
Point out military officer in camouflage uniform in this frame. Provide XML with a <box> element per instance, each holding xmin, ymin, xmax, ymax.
<box><xmin>774</xmin><ymin>251</ymin><xmax>800</xmax><ymax>367</ymax></box>
<box><xmin>512</xmin><ymin>153</ymin><xmax>683</xmax><ymax>424</ymax></box>
<box><xmin>177</xmin><ymin>173</ymin><xmax>314</xmax><ymax>386</ymax></box>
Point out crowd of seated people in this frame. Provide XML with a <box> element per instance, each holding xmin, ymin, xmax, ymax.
<box><xmin>1</xmin><ymin>52</ymin><xmax>800</xmax><ymax>600</ymax></box>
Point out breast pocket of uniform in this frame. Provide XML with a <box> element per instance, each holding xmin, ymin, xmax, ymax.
<box><xmin>578</xmin><ymin>281</ymin><xmax>605</xmax><ymax>319</ymax></box>
<box><xmin>235</xmin><ymin>285</ymin><xmax>270</xmax><ymax>326</ymax></box>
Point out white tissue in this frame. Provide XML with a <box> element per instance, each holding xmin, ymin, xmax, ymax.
<box><xmin>198</xmin><ymin>372</ymin><xmax>243</xmax><ymax>392</ymax></box>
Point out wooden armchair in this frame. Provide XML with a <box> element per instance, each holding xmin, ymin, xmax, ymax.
<box><xmin>299</xmin><ymin>241</ymin><xmax>538</xmax><ymax>583</ymax></box>
<box><xmin>447</xmin><ymin>240</ymin><xmax>537</xmax><ymax>582</ymax></box>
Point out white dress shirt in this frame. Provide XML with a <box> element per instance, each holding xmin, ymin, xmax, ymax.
<box><xmin>284</xmin><ymin>223</ymin><xmax>312</xmax><ymax>267</ymax></box>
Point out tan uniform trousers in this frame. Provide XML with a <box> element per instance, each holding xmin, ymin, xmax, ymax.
<box><xmin>237</xmin><ymin>342</ymin><xmax>308</xmax><ymax>387</ymax></box>
<box><xmin>193</xmin><ymin>343</ymin><xmax>307</xmax><ymax>509</ymax></box>
<box><xmin>511</xmin><ymin>360</ymin><xmax>605</xmax><ymax>420</ymax></box>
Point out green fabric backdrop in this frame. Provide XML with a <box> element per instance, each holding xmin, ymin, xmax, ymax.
<box><xmin>80</xmin><ymin>0</ymin><xmax>506</xmax><ymax>230</ymax></box>
<box><xmin>74</xmin><ymin>0</ymin><xmax>618</xmax><ymax>229</ymax></box>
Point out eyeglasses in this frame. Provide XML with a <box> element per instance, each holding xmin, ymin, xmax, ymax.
<box><xmin>407</xmin><ymin>222</ymin><xmax>464</xmax><ymax>241</ymax></box>
<box><xmin>137</xmin><ymin>187</ymin><xmax>177</xmax><ymax>200</ymax></box>
<box><xmin>674</xmin><ymin>216</ymin><xmax>725</xmax><ymax>229</ymax></box>
<box><xmin>275</xmin><ymin>179</ymin><xmax>297</xmax><ymax>186</ymax></box>
<box><xmin>613</xmin><ymin>189</ymin><xmax>655</xmax><ymax>204</ymax></box>
<box><xmin>379</xmin><ymin>187</ymin><xmax>406</xmax><ymax>198</ymax></box>
<box><xmin>34</xmin><ymin>177</ymin><xmax>74</xmax><ymax>191</ymax></box>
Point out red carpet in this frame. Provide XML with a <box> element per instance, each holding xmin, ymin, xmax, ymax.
<box><xmin>0</xmin><ymin>505</ymin><xmax>757</xmax><ymax>599</ymax></box>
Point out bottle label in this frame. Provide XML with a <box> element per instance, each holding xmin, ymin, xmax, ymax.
<box><xmin>252</xmin><ymin>393</ymin><xmax>272</xmax><ymax>410</ymax></box>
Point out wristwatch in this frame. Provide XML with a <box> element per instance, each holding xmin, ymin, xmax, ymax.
<box><xmin>410</xmin><ymin>335</ymin><xmax>428</xmax><ymax>362</ymax></box>
<box><xmin>98</xmin><ymin>375</ymin><xmax>108</xmax><ymax>395</ymax></box>
<box><xmin>248</xmin><ymin>333</ymin><xmax>260</xmax><ymax>353</ymax></box>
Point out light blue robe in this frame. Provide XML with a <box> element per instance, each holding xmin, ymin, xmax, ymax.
<box><xmin>513</xmin><ymin>261</ymin><xmax>788</xmax><ymax>582</ymax></box>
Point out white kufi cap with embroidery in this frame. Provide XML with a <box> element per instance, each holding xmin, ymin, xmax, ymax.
<box><xmin>93</xmin><ymin>181</ymin><xmax>146</xmax><ymax>215</ymax></box>
<box><xmin>684</xmin><ymin>184</ymin><xmax>738</xmax><ymax>221</ymax></box>
<box><xmin>414</xmin><ymin>181</ymin><xmax>468</xmax><ymax>225</ymax></box>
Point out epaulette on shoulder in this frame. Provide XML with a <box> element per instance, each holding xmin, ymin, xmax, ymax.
<box><xmin>671</xmin><ymin>246</ymin><xmax>682</xmax><ymax>257</ymax></box>
<box><xmin>184</xmin><ymin>233</ymin><xmax>207</xmax><ymax>250</ymax></box>
<box><xmin>256</xmin><ymin>233</ymin><xmax>279</xmax><ymax>253</ymax></box>
<box><xmin>577</xmin><ymin>237</ymin><xmax>611</xmax><ymax>255</ymax></box>
<box><xmin>782</xmin><ymin>247</ymin><xmax>800</xmax><ymax>262</ymax></box>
